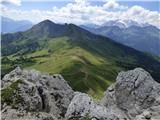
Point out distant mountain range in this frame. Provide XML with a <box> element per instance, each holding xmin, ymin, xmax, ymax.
<box><xmin>2</xmin><ymin>20</ymin><xmax>160</xmax><ymax>97</ymax></box>
<box><xmin>81</xmin><ymin>20</ymin><xmax>160</xmax><ymax>56</ymax></box>
<box><xmin>81</xmin><ymin>19</ymin><xmax>152</xmax><ymax>29</ymax></box>
<box><xmin>1</xmin><ymin>16</ymin><xmax>33</xmax><ymax>33</ymax></box>
<box><xmin>102</xmin><ymin>19</ymin><xmax>151</xmax><ymax>28</ymax></box>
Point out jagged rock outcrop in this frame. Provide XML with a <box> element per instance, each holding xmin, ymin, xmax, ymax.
<box><xmin>1</xmin><ymin>67</ymin><xmax>160</xmax><ymax>120</ymax></box>
<box><xmin>65</xmin><ymin>92</ymin><xmax>127</xmax><ymax>120</ymax></box>
<box><xmin>101</xmin><ymin>68</ymin><xmax>160</xmax><ymax>119</ymax></box>
<box><xmin>1</xmin><ymin>67</ymin><xmax>74</xmax><ymax>120</ymax></box>
<box><xmin>2</xmin><ymin>108</ymin><xmax>58</xmax><ymax>120</ymax></box>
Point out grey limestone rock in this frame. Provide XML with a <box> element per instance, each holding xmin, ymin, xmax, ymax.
<box><xmin>101</xmin><ymin>68</ymin><xmax>160</xmax><ymax>119</ymax></box>
<box><xmin>1</xmin><ymin>67</ymin><xmax>160</xmax><ymax>120</ymax></box>
<box><xmin>65</xmin><ymin>92</ymin><xmax>127</xmax><ymax>120</ymax></box>
<box><xmin>1</xmin><ymin>67</ymin><xmax>74</xmax><ymax>120</ymax></box>
<box><xmin>1</xmin><ymin>107</ymin><xmax>58</xmax><ymax>120</ymax></box>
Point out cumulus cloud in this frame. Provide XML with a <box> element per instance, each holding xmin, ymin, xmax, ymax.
<box><xmin>103</xmin><ymin>0</ymin><xmax>128</xmax><ymax>10</ymax></box>
<box><xmin>103</xmin><ymin>0</ymin><xmax>119</xmax><ymax>9</ymax></box>
<box><xmin>1</xmin><ymin>0</ymin><xmax>160</xmax><ymax>27</ymax></box>
<box><xmin>126</xmin><ymin>5</ymin><xmax>160</xmax><ymax>27</ymax></box>
<box><xmin>1</xmin><ymin>0</ymin><xmax>21</xmax><ymax>6</ymax></box>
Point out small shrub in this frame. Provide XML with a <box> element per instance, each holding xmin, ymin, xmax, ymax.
<box><xmin>1</xmin><ymin>80</ymin><xmax>24</xmax><ymax>106</ymax></box>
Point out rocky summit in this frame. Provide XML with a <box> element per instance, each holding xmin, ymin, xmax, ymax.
<box><xmin>1</xmin><ymin>67</ymin><xmax>160</xmax><ymax>120</ymax></box>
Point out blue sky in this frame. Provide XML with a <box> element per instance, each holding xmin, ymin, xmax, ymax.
<box><xmin>5</xmin><ymin>1</ymin><xmax>160</xmax><ymax>11</ymax></box>
<box><xmin>1</xmin><ymin>0</ymin><xmax>160</xmax><ymax>27</ymax></box>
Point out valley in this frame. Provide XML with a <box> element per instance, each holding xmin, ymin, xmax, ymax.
<box><xmin>2</xmin><ymin>20</ymin><xmax>160</xmax><ymax>98</ymax></box>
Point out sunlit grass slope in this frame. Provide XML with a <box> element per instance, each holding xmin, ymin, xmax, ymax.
<box><xmin>24</xmin><ymin>37</ymin><xmax>120</xmax><ymax>98</ymax></box>
<box><xmin>2</xmin><ymin>20</ymin><xmax>160</xmax><ymax>98</ymax></box>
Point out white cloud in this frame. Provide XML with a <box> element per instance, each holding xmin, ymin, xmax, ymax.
<box><xmin>103</xmin><ymin>0</ymin><xmax>128</xmax><ymax>10</ymax></box>
<box><xmin>1</xmin><ymin>0</ymin><xmax>21</xmax><ymax>6</ymax></box>
<box><xmin>126</xmin><ymin>5</ymin><xmax>160</xmax><ymax>26</ymax></box>
<box><xmin>103</xmin><ymin>0</ymin><xmax>119</xmax><ymax>9</ymax></box>
<box><xmin>1</xmin><ymin>0</ymin><xmax>160</xmax><ymax>28</ymax></box>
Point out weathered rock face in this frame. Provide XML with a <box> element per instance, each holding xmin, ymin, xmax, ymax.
<box><xmin>65</xmin><ymin>92</ymin><xmax>127</xmax><ymax>120</ymax></box>
<box><xmin>101</xmin><ymin>68</ymin><xmax>160</xmax><ymax>119</ymax></box>
<box><xmin>1</xmin><ymin>67</ymin><xmax>160</xmax><ymax>120</ymax></box>
<box><xmin>115</xmin><ymin>68</ymin><xmax>160</xmax><ymax>118</ymax></box>
<box><xmin>1</xmin><ymin>67</ymin><xmax>74</xmax><ymax>120</ymax></box>
<box><xmin>1</xmin><ymin>108</ymin><xmax>58</xmax><ymax>120</ymax></box>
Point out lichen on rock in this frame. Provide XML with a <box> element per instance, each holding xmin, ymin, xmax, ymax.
<box><xmin>1</xmin><ymin>67</ymin><xmax>160</xmax><ymax>120</ymax></box>
<box><xmin>1</xmin><ymin>67</ymin><xmax>74</xmax><ymax>120</ymax></box>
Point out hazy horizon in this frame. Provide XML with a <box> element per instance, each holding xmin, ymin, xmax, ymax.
<box><xmin>1</xmin><ymin>0</ymin><xmax>159</xmax><ymax>28</ymax></box>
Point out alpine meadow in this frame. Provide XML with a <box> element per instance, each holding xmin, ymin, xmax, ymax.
<box><xmin>1</xmin><ymin>0</ymin><xmax>160</xmax><ymax>119</ymax></box>
<box><xmin>2</xmin><ymin>20</ymin><xmax>160</xmax><ymax>97</ymax></box>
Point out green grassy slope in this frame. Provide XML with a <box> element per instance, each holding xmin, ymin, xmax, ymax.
<box><xmin>2</xmin><ymin>36</ymin><xmax>159</xmax><ymax>98</ymax></box>
<box><xmin>2</xmin><ymin>20</ymin><xmax>160</xmax><ymax>98</ymax></box>
<box><xmin>6</xmin><ymin>37</ymin><xmax>119</xmax><ymax>98</ymax></box>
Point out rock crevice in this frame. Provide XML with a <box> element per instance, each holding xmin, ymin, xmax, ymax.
<box><xmin>1</xmin><ymin>67</ymin><xmax>160</xmax><ymax>120</ymax></box>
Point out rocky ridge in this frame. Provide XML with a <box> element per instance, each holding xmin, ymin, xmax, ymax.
<box><xmin>1</xmin><ymin>67</ymin><xmax>160</xmax><ymax>120</ymax></box>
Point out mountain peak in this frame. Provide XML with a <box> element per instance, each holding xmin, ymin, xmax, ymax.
<box><xmin>27</xmin><ymin>20</ymin><xmax>91</xmax><ymax>39</ymax></box>
<box><xmin>27</xmin><ymin>19</ymin><xmax>67</xmax><ymax>38</ymax></box>
<box><xmin>37</xmin><ymin>19</ymin><xmax>55</xmax><ymax>26</ymax></box>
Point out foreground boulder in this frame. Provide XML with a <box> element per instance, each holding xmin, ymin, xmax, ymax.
<box><xmin>101</xmin><ymin>68</ymin><xmax>160</xmax><ymax>119</ymax></box>
<box><xmin>65</xmin><ymin>92</ymin><xmax>127</xmax><ymax>120</ymax></box>
<box><xmin>1</xmin><ymin>67</ymin><xmax>74</xmax><ymax>120</ymax></box>
<box><xmin>1</xmin><ymin>67</ymin><xmax>160</xmax><ymax>120</ymax></box>
<box><xmin>2</xmin><ymin>108</ymin><xmax>58</xmax><ymax>120</ymax></box>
